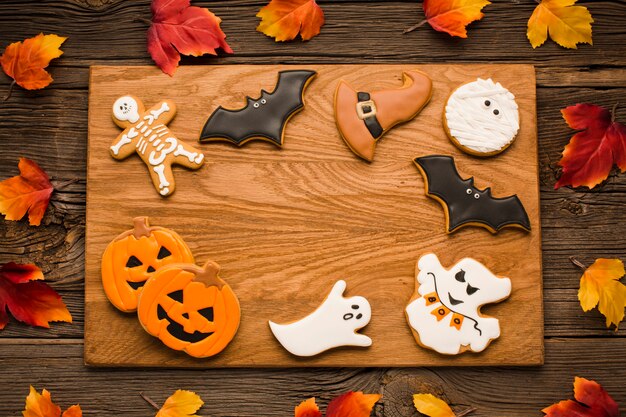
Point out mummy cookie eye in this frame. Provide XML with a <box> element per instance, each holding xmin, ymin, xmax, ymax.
<box><xmin>484</xmin><ymin>100</ymin><xmax>491</xmax><ymax>107</ymax></box>
<box><xmin>493</xmin><ymin>109</ymin><xmax>500</xmax><ymax>116</ymax></box>
<box><xmin>467</xmin><ymin>283</ymin><xmax>480</xmax><ymax>295</ymax></box>
<box><xmin>455</xmin><ymin>269</ymin><xmax>466</xmax><ymax>282</ymax></box>
<box><xmin>466</xmin><ymin>188</ymin><xmax>473</xmax><ymax>194</ymax></box>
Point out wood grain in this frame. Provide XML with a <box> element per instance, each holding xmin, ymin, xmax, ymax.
<box><xmin>85</xmin><ymin>64</ymin><xmax>542</xmax><ymax>367</ymax></box>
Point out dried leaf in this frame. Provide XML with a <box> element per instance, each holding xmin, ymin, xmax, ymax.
<box><xmin>555</xmin><ymin>104</ymin><xmax>626</xmax><ymax>189</ymax></box>
<box><xmin>0</xmin><ymin>158</ymin><xmax>53</xmax><ymax>226</ymax></box>
<box><xmin>22</xmin><ymin>386</ymin><xmax>81</xmax><ymax>417</ymax></box>
<box><xmin>543</xmin><ymin>377</ymin><xmax>619</xmax><ymax>417</ymax></box>
<box><xmin>147</xmin><ymin>0</ymin><xmax>233</xmax><ymax>76</ymax></box>
<box><xmin>295</xmin><ymin>398</ymin><xmax>322</xmax><ymax>417</ymax></box>
<box><xmin>0</xmin><ymin>33</ymin><xmax>66</xmax><ymax>91</ymax></box>
<box><xmin>326</xmin><ymin>391</ymin><xmax>381</xmax><ymax>417</ymax></box>
<box><xmin>257</xmin><ymin>0</ymin><xmax>325</xmax><ymax>41</ymax></box>
<box><xmin>156</xmin><ymin>390</ymin><xmax>204</xmax><ymax>417</ymax></box>
<box><xmin>408</xmin><ymin>0</ymin><xmax>491</xmax><ymax>38</ymax></box>
<box><xmin>0</xmin><ymin>262</ymin><xmax>72</xmax><ymax>330</ymax></box>
<box><xmin>413</xmin><ymin>394</ymin><xmax>456</xmax><ymax>417</ymax></box>
<box><xmin>527</xmin><ymin>0</ymin><xmax>593</xmax><ymax>49</ymax></box>
<box><xmin>578</xmin><ymin>258</ymin><xmax>626</xmax><ymax>330</ymax></box>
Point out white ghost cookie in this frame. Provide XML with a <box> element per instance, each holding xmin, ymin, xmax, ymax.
<box><xmin>444</xmin><ymin>78</ymin><xmax>520</xmax><ymax>157</ymax></box>
<box><xmin>269</xmin><ymin>280</ymin><xmax>372</xmax><ymax>357</ymax></box>
<box><xmin>405</xmin><ymin>253</ymin><xmax>511</xmax><ymax>355</ymax></box>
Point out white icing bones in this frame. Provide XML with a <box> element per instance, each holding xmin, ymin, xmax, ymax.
<box><xmin>405</xmin><ymin>253</ymin><xmax>511</xmax><ymax>355</ymax></box>
<box><xmin>445</xmin><ymin>78</ymin><xmax>520</xmax><ymax>154</ymax></box>
<box><xmin>269</xmin><ymin>280</ymin><xmax>372</xmax><ymax>357</ymax></box>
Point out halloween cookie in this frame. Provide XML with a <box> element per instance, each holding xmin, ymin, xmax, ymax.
<box><xmin>199</xmin><ymin>70</ymin><xmax>317</xmax><ymax>147</ymax></box>
<box><xmin>444</xmin><ymin>78</ymin><xmax>520</xmax><ymax>157</ymax></box>
<box><xmin>334</xmin><ymin>70</ymin><xmax>432</xmax><ymax>162</ymax></box>
<box><xmin>405</xmin><ymin>253</ymin><xmax>512</xmax><ymax>355</ymax></box>
<box><xmin>414</xmin><ymin>155</ymin><xmax>530</xmax><ymax>233</ymax></box>
<box><xmin>269</xmin><ymin>280</ymin><xmax>372</xmax><ymax>357</ymax></box>
<box><xmin>110</xmin><ymin>95</ymin><xmax>205</xmax><ymax>197</ymax></box>
<box><xmin>137</xmin><ymin>260</ymin><xmax>240</xmax><ymax>358</ymax></box>
<box><xmin>101</xmin><ymin>217</ymin><xmax>194</xmax><ymax>313</ymax></box>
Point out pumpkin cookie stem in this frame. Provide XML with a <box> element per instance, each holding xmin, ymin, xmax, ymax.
<box><xmin>195</xmin><ymin>260</ymin><xmax>225</xmax><ymax>288</ymax></box>
<box><xmin>139</xmin><ymin>392</ymin><xmax>159</xmax><ymax>410</ymax></box>
<box><xmin>132</xmin><ymin>216</ymin><xmax>152</xmax><ymax>239</ymax></box>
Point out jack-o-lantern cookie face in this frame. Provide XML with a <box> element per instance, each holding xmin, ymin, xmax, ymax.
<box><xmin>137</xmin><ymin>260</ymin><xmax>240</xmax><ymax>358</ymax></box>
<box><xmin>101</xmin><ymin>217</ymin><xmax>194</xmax><ymax>313</ymax></box>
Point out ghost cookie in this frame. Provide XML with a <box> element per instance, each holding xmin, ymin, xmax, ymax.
<box><xmin>405</xmin><ymin>253</ymin><xmax>512</xmax><ymax>355</ymax></box>
<box><xmin>444</xmin><ymin>78</ymin><xmax>520</xmax><ymax>157</ymax></box>
<box><xmin>110</xmin><ymin>95</ymin><xmax>205</xmax><ymax>197</ymax></box>
<box><xmin>269</xmin><ymin>280</ymin><xmax>372</xmax><ymax>357</ymax></box>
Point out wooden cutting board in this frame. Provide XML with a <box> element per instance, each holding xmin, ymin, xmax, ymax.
<box><xmin>85</xmin><ymin>64</ymin><xmax>543</xmax><ymax>367</ymax></box>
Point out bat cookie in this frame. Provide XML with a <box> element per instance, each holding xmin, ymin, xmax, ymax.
<box><xmin>414</xmin><ymin>155</ymin><xmax>530</xmax><ymax>233</ymax></box>
<box><xmin>199</xmin><ymin>70</ymin><xmax>317</xmax><ymax>147</ymax></box>
<box><xmin>405</xmin><ymin>253</ymin><xmax>512</xmax><ymax>355</ymax></box>
<box><xmin>268</xmin><ymin>280</ymin><xmax>372</xmax><ymax>357</ymax></box>
<box><xmin>110</xmin><ymin>95</ymin><xmax>204</xmax><ymax>197</ymax></box>
<box><xmin>444</xmin><ymin>78</ymin><xmax>520</xmax><ymax>157</ymax></box>
<box><xmin>334</xmin><ymin>70</ymin><xmax>432</xmax><ymax>162</ymax></box>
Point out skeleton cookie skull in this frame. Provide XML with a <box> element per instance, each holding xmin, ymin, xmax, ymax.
<box><xmin>110</xmin><ymin>95</ymin><xmax>204</xmax><ymax>197</ymax></box>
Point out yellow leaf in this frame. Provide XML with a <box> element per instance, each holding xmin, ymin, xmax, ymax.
<box><xmin>527</xmin><ymin>0</ymin><xmax>593</xmax><ymax>49</ymax></box>
<box><xmin>156</xmin><ymin>390</ymin><xmax>204</xmax><ymax>417</ymax></box>
<box><xmin>413</xmin><ymin>394</ymin><xmax>455</xmax><ymax>417</ymax></box>
<box><xmin>578</xmin><ymin>258</ymin><xmax>626</xmax><ymax>329</ymax></box>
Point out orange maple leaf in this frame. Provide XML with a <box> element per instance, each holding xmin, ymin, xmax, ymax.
<box><xmin>0</xmin><ymin>33</ymin><xmax>66</xmax><ymax>98</ymax></box>
<box><xmin>295</xmin><ymin>398</ymin><xmax>322</xmax><ymax>417</ymax></box>
<box><xmin>294</xmin><ymin>392</ymin><xmax>380</xmax><ymax>417</ymax></box>
<box><xmin>155</xmin><ymin>390</ymin><xmax>204</xmax><ymax>417</ymax></box>
<box><xmin>257</xmin><ymin>0</ymin><xmax>325</xmax><ymax>42</ymax></box>
<box><xmin>22</xmin><ymin>386</ymin><xmax>82</xmax><ymax>417</ymax></box>
<box><xmin>543</xmin><ymin>377</ymin><xmax>619</xmax><ymax>417</ymax></box>
<box><xmin>0</xmin><ymin>158</ymin><xmax>53</xmax><ymax>226</ymax></box>
<box><xmin>576</xmin><ymin>258</ymin><xmax>626</xmax><ymax>330</ymax></box>
<box><xmin>405</xmin><ymin>0</ymin><xmax>491</xmax><ymax>38</ymax></box>
<box><xmin>555</xmin><ymin>104</ymin><xmax>626</xmax><ymax>189</ymax></box>
<box><xmin>527</xmin><ymin>0</ymin><xmax>593</xmax><ymax>49</ymax></box>
<box><xmin>0</xmin><ymin>262</ymin><xmax>72</xmax><ymax>330</ymax></box>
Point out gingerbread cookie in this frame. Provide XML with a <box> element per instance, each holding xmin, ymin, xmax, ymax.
<box><xmin>101</xmin><ymin>217</ymin><xmax>194</xmax><ymax>313</ymax></box>
<box><xmin>199</xmin><ymin>70</ymin><xmax>317</xmax><ymax>147</ymax></box>
<box><xmin>334</xmin><ymin>70</ymin><xmax>432</xmax><ymax>162</ymax></box>
<box><xmin>110</xmin><ymin>95</ymin><xmax>205</xmax><ymax>197</ymax></box>
<box><xmin>269</xmin><ymin>280</ymin><xmax>372</xmax><ymax>357</ymax></box>
<box><xmin>444</xmin><ymin>78</ymin><xmax>520</xmax><ymax>157</ymax></box>
<box><xmin>137</xmin><ymin>260</ymin><xmax>240</xmax><ymax>358</ymax></box>
<box><xmin>414</xmin><ymin>155</ymin><xmax>530</xmax><ymax>234</ymax></box>
<box><xmin>405</xmin><ymin>253</ymin><xmax>512</xmax><ymax>355</ymax></box>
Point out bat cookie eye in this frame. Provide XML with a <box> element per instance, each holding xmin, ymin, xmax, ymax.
<box><xmin>253</xmin><ymin>102</ymin><xmax>260</xmax><ymax>108</ymax></box>
<box><xmin>474</xmin><ymin>193</ymin><xmax>480</xmax><ymax>199</ymax></box>
<box><xmin>466</xmin><ymin>188</ymin><xmax>472</xmax><ymax>194</ymax></box>
<box><xmin>261</xmin><ymin>99</ymin><xmax>267</xmax><ymax>104</ymax></box>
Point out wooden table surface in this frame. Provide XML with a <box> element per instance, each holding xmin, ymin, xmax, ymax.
<box><xmin>0</xmin><ymin>1</ymin><xmax>625</xmax><ymax>416</ymax></box>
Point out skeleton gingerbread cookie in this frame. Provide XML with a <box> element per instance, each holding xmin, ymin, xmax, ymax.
<box><xmin>269</xmin><ymin>280</ymin><xmax>372</xmax><ymax>357</ymax></box>
<box><xmin>110</xmin><ymin>95</ymin><xmax>204</xmax><ymax>197</ymax></box>
<box><xmin>405</xmin><ymin>253</ymin><xmax>511</xmax><ymax>355</ymax></box>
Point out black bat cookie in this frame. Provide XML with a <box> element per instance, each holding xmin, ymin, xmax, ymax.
<box><xmin>414</xmin><ymin>155</ymin><xmax>531</xmax><ymax>233</ymax></box>
<box><xmin>199</xmin><ymin>70</ymin><xmax>317</xmax><ymax>147</ymax></box>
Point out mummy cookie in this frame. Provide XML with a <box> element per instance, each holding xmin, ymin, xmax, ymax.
<box><xmin>335</xmin><ymin>70</ymin><xmax>432</xmax><ymax>162</ymax></box>
<box><xmin>405</xmin><ymin>253</ymin><xmax>512</xmax><ymax>355</ymax></box>
<box><xmin>110</xmin><ymin>95</ymin><xmax>204</xmax><ymax>197</ymax></box>
<box><xmin>444</xmin><ymin>78</ymin><xmax>520</xmax><ymax>156</ymax></box>
<box><xmin>199</xmin><ymin>70</ymin><xmax>317</xmax><ymax>147</ymax></box>
<box><xmin>414</xmin><ymin>155</ymin><xmax>531</xmax><ymax>233</ymax></box>
<box><xmin>269</xmin><ymin>280</ymin><xmax>372</xmax><ymax>357</ymax></box>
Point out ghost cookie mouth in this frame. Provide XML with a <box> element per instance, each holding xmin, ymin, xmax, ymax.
<box><xmin>447</xmin><ymin>293</ymin><xmax>464</xmax><ymax>306</ymax></box>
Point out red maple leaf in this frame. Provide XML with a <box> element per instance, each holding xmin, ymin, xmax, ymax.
<box><xmin>555</xmin><ymin>103</ymin><xmax>626</xmax><ymax>189</ymax></box>
<box><xmin>0</xmin><ymin>262</ymin><xmax>72</xmax><ymax>330</ymax></box>
<box><xmin>147</xmin><ymin>0</ymin><xmax>233</xmax><ymax>76</ymax></box>
<box><xmin>543</xmin><ymin>377</ymin><xmax>620</xmax><ymax>417</ymax></box>
<box><xmin>295</xmin><ymin>392</ymin><xmax>380</xmax><ymax>417</ymax></box>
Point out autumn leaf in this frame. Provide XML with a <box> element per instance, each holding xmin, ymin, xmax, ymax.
<box><xmin>413</xmin><ymin>394</ymin><xmax>456</xmax><ymax>417</ymax></box>
<box><xmin>295</xmin><ymin>398</ymin><xmax>322</xmax><ymax>417</ymax></box>
<box><xmin>404</xmin><ymin>0</ymin><xmax>491</xmax><ymax>38</ymax></box>
<box><xmin>155</xmin><ymin>390</ymin><xmax>204</xmax><ymax>417</ymax></box>
<box><xmin>0</xmin><ymin>33</ymin><xmax>66</xmax><ymax>99</ymax></box>
<box><xmin>326</xmin><ymin>392</ymin><xmax>381</xmax><ymax>417</ymax></box>
<box><xmin>257</xmin><ymin>0</ymin><xmax>325</xmax><ymax>42</ymax></box>
<box><xmin>22</xmin><ymin>386</ymin><xmax>82</xmax><ymax>417</ymax></box>
<box><xmin>147</xmin><ymin>0</ymin><xmax>233</xmax><ymax>76</ymax></box>
<box><xmin>543</xmin><ymin>377</ymin><xmax>619</xmax><ymax>417</ymax></box>
<box><xmin>575</xmin><ymin>258</ymin><xmax>626</xmax><ymax>330</ymax></box>
<box><xmin>0</xmin><ymin>158</ymin><xmax>53</xmax><ymax>226</ymax></box>
<box><xmin>527</xmin><ymin>0</ymin><xmax>593</xmax><ymax>49</ymax></box>
<box><xmin>554</xmin><ymin>104</ymin><xmax>626</xmax><ymax>189</ymax></box>
<box><xmin>0</xmin><ymin>262</ymin><xmax>72</xmax><ymax>330</ymax></box>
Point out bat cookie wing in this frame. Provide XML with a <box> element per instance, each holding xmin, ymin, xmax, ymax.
<box><xmin>199</xmin><ymin>70</ymin><xmax>317</xmax><ymax>147</ymax></box>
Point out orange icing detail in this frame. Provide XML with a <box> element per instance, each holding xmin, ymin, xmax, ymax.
<box><xmin>450</xmin><ymin>313</ymin><xmax>464</xmax><ymax>330</ymax></box>
<box><xmin>424</xmin><ymin>292</ymin><xmax>439</xmax><ymax>306</ymax></box>
<box><xmin>430</xmin><ymin>305</ymin><xmax>450</xmax><ymax>321</ymax></box>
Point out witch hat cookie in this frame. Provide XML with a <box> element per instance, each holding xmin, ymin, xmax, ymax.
<box><xmin>334</xmin><ymin>70</ymin><xmax>433</xmax><ymax>162</ymax></box>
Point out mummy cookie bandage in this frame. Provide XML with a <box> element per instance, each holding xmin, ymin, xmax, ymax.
<box><xmin>110</xmin><ymin>95</ymin><xmax>204</xmax><ymax>197</ymax></box>
<box><xmin>444</xmin><ymin>78</ymin><xmax>520</xmax><ymax>156</ymax></box>
<box><xmin>405</xmin><ymin>253</ymin><xmax>512</xmax><ymax>355</ymax></box>
<box><xmin>269</xmin><ymin>280</ymin><xmax>372</xmax><ymax>357</ymax></box>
